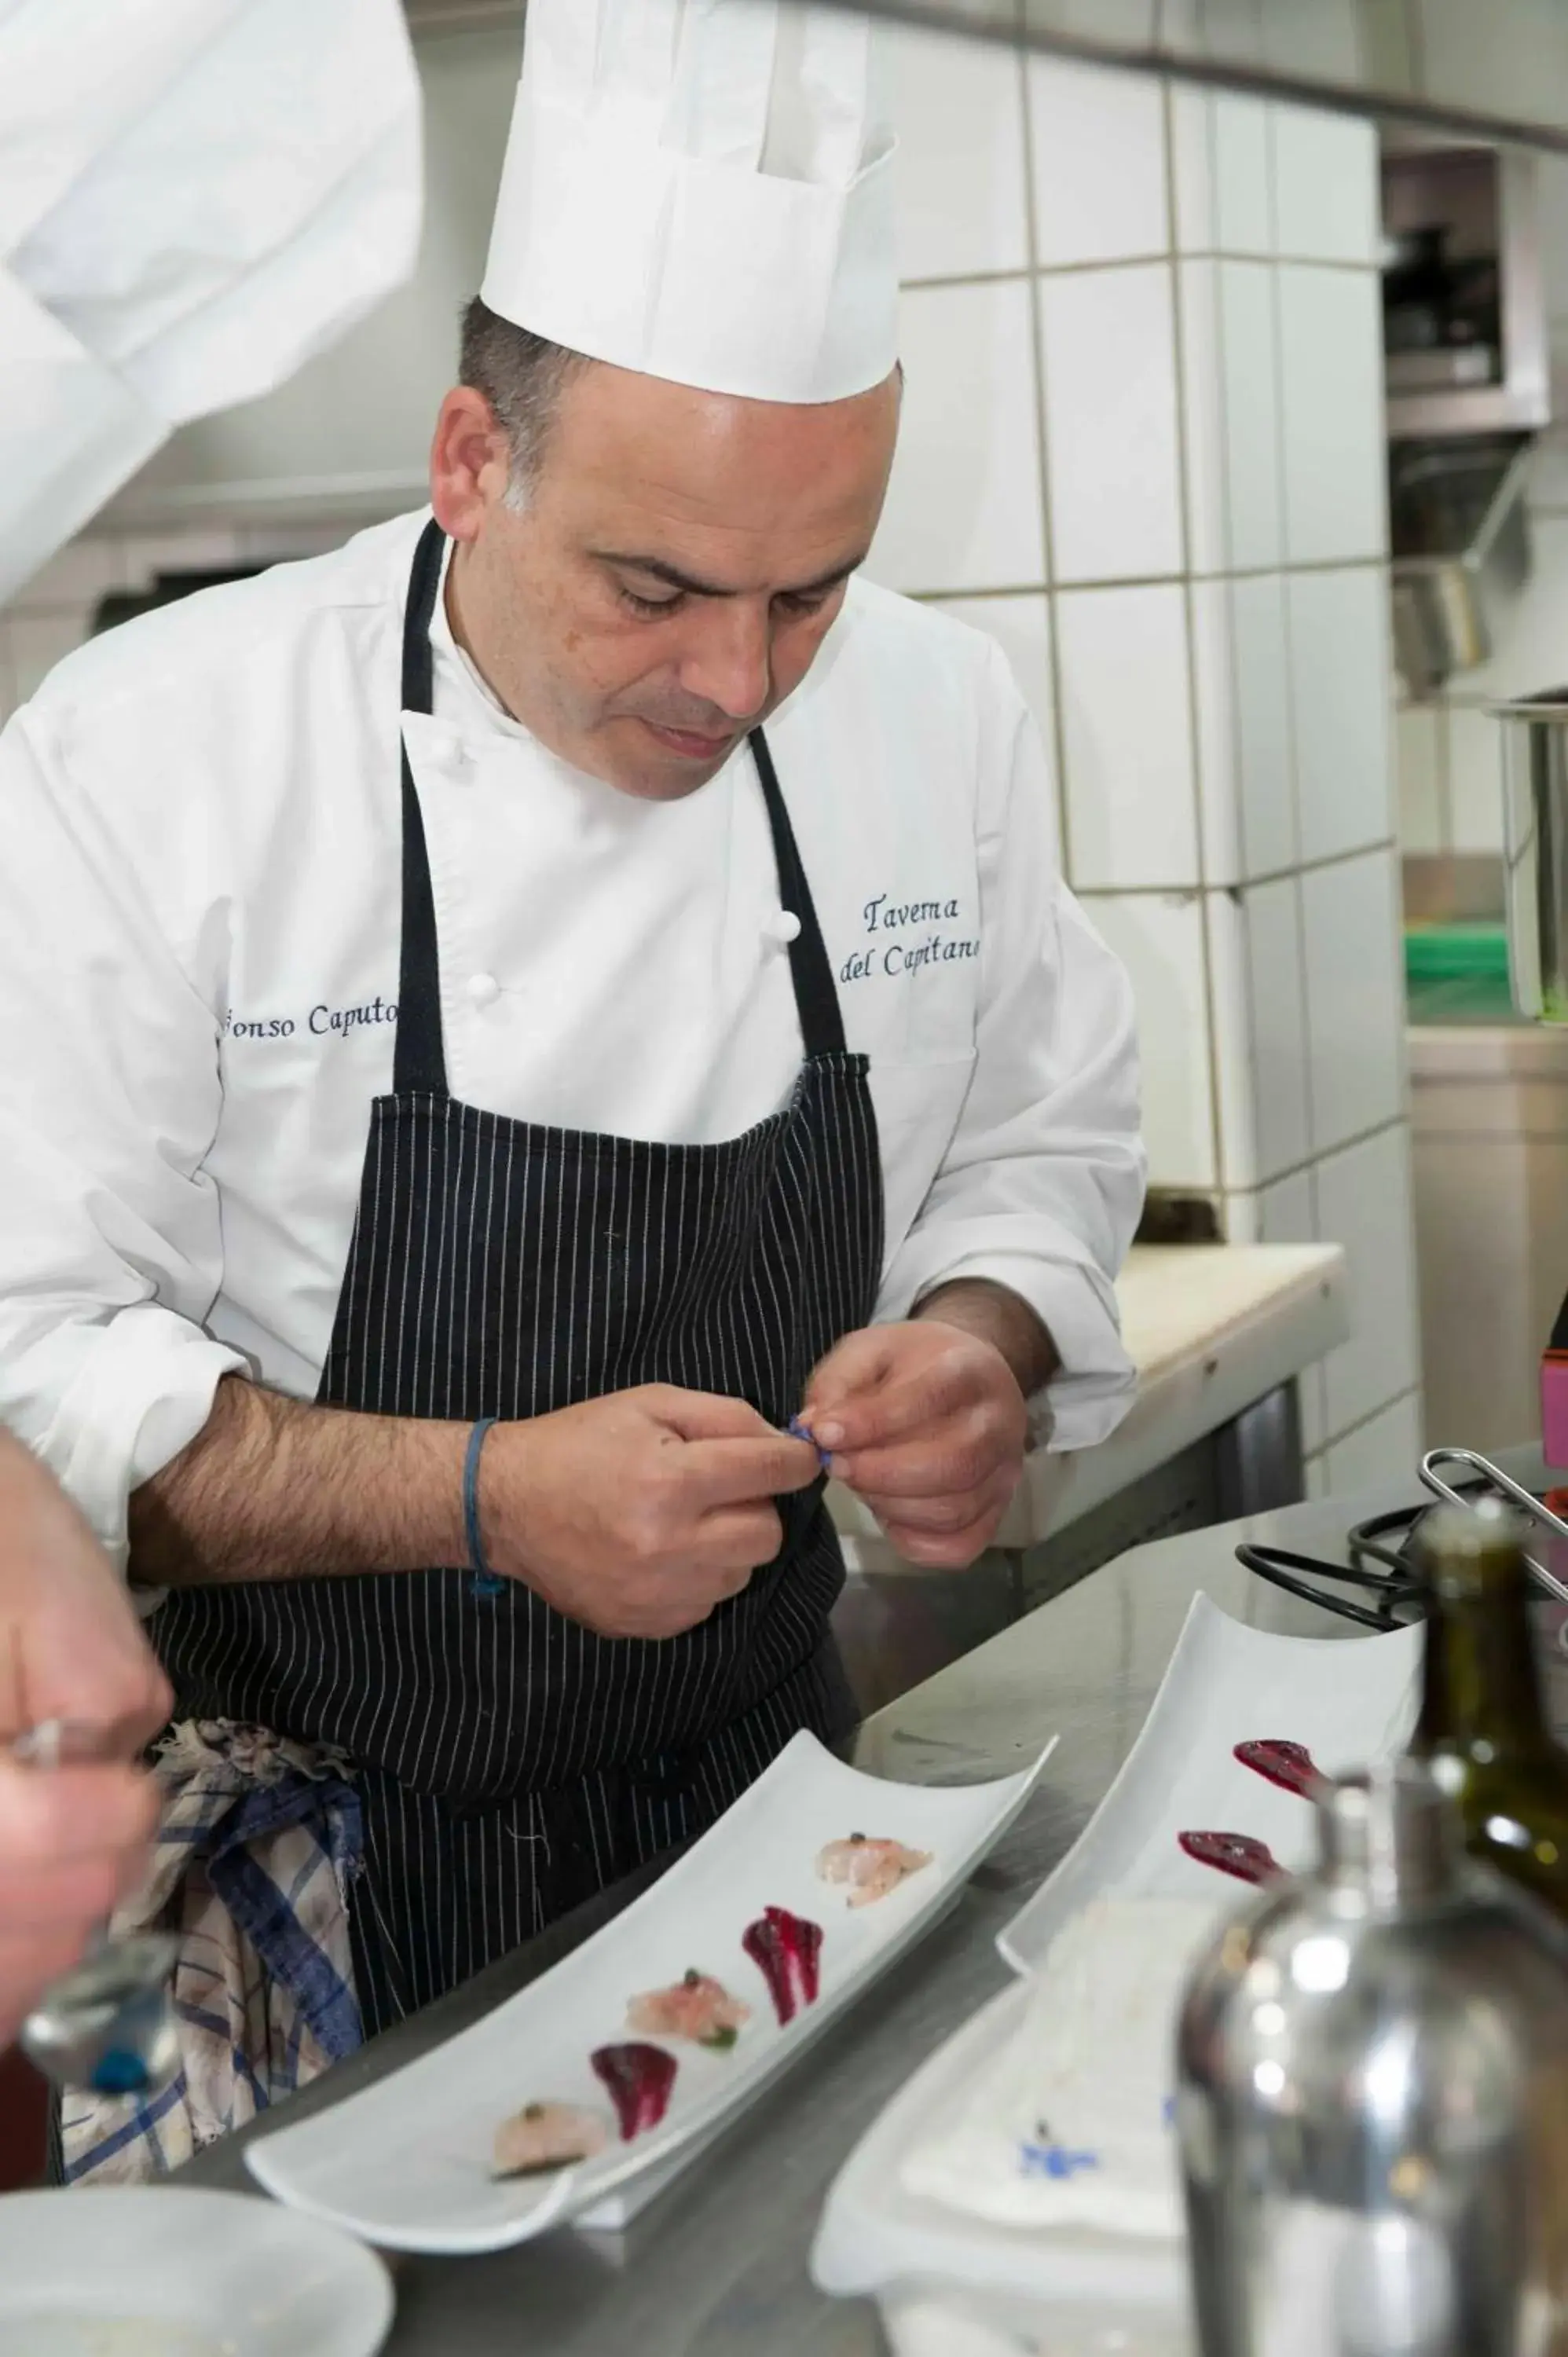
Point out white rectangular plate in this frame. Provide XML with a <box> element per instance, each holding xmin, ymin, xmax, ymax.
<box><xmin>245</xmin><ymin>1729</ymin><xmax>1054</xmax><ymax>2253</ymax></box>
<box><xmin>997</xmin><ymin>1593</ymin><xmax>1421</xmax><ymax>1974</ymax></box>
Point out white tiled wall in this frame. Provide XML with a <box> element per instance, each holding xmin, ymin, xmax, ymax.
<box><xmin>1300</xmin><ymin>849</ymin><xmax>1407</xmax><ymax>1153</ymax></box>
<box><xmin>1278</xmin><ymin>272</ymin><xmax>1387</xmax><ymax>566</ymax></box>
<box><xmin>1315</xmin><ymin>1125</ymin><xmax>1423</xmax><ymax>1439</ymax></box>
<box><xmin>1288</xmin><ymin>568</ymin><xmax>1395</xmax><ymax>863</ymax></box>
<box><xmin>1192</xmin><ymin>573</ymin><xmax>1297</xmax><ymax>880</ymax></box>
<box><xmin>1028</xmin><ymin>57</ymin><xmax>1169</xmax><ymax>268</ymax></box>
<box><xmin>888</xmin><ymin>21</ymin><xmax>1031</xmax><ymax>282</ymax></box>
<box><xmin>1271</xmin><ymin>105</ymin><xmax>1380</xmax><ymax>266</ymax></box>
<box><xmin>1037</xmin><ymin>265</ymin><xmax>1185</xmax><ymax>582</ymax></box>
<box><xmin>1089</xmin><ymin>892</ymin><xmax>1218</xmax><ymax>1191</ymax></box>
<box><xmin>872</xmin><ymin>276</ymin><xmax>1047</xmax><ymax>593</ymax></box>
<box><xmin>1055</xmin><ymin>584</ymin><xmax>1198</xmax><ymax>888</ymax></box>
<box><xmin>873</xmin><ymin>31</ymin><xmax>1417</xmax><ymax>1493</ymax></box>
<box><xmin>0</xmin><ymin>31</ymin><xmax>1420</xmax><ymax>1497</ymax></box>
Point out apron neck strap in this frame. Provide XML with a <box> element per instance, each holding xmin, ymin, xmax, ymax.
<box><xmin>392</xmin><ymin>522</ymin><xmax>850</xmax><ymax>1099</ymax></box>
<box><xmin>393</xmin><ymin>518</ymin><xmax>449</xmax><ymax>1097</ymax></box>
<box><xmin>748</xmin><ymin>726</ymin><xmax>845</xmax><ymax>1060</ymax></box>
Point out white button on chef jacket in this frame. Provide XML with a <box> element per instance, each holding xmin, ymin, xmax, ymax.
<box><xmin>0</xmin><ymin>513</ymin><xmax>1145</xmax><ymax>1564</ymax></box>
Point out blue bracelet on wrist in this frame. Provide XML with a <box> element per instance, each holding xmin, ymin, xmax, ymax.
<box><xmin>463</xmin><ymin>1417</ymin><xmax>504</xmax><ymax>1599</ymax></box>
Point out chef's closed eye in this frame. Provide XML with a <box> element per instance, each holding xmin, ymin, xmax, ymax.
<box><xmin>774</xmin><ymin>585</ymin><xmax>837</xmax><ymax>619</ymax></box>
<box><xmin>606</xmin><ymin>564</ymin><xmax>844</xmax><ymax>624</ymax></box>
<box><xmin>614</xmin><ymin>574</ymin><xmax>683</xmax><ymax>618</ymax></box>
<box><xmin>616</xmin><ymin>588</ymin><xmax>839</xmax><ymax>631</ymax></box>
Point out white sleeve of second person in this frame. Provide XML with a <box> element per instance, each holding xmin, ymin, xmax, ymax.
<box><xmin>876</xmin><ymin>643</ymin><xmax>1146</xmax><ymax>1453</ymax></box>
<box><xmin>0</xmin><ymin>706</ymin><xmax>244</xmax><ymax>1571</ymax></box>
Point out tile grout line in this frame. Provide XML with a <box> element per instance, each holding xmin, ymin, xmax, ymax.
<box><xmin>1073</xmin><ymin>831</ymin><xmax>1399</xmax><ymax>897</ymax></box>
<box><xmin>1200</xmin><ymin>103</ymin><xmax>1253</xmax><ymax>1198</ymax></box>
<box><xmin>1318</xmin><ymin>1384</ymin><xmax>1423</xmax><ymax>1464</ymax></box>
<box><xmin>903</xmin><ymin>251</ymin><xmax>1384</xmax><ymax>293</ymax></box>
<box><xmin>1302</xmin><ymin>1149</ymin><xmax>1328</xmax><ymax>1450</ymax></box>
<box><xmin>907</xmin><ymin>551</ymin><xmax>1391</xmax><ymax>604</ymax></box>
<box><xmin>1260</xmin><ymin>124</ymin><xmax>1332</xmax><ymax>1208</ymax></box>
<box><xmin>1015</xmin><ymin>28</ymin><xmax>1075</xmax><ymax>892</ymax></box>
<box><xmin>1214</xmin><ymin>1107</ymin><xmax>1411</xmax><ymax>1200</ymax></box>
<box><xmin>1143</xmin><ymin>1116</ymin><xmax>1415</xmax><ymax>1224</ymax></box>
<box><xmin>1434</xmin><ymin>691</ymin><xmax>1456</xmax><ymax>860</ymax></box>
<box><xmin>1161</xmin><ymin>71</ymin><xmax>1233</xmax><ymax>1205</ymax></box>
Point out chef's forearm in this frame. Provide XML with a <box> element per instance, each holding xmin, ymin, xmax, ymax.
<box><xmin>912</xmin><ymin>1279</ymin><xmax>1059</xmax><ymax>1399</ymax></box>
<box><xmin>127</xmin><ymin>1374</ymin><xmax>470</xmax><ymax>1587</ymax></box>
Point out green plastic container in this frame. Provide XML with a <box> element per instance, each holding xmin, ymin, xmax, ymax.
<box><xmin>1404</xmin><ymin>922</ymin><xmax>1519</xmax><ymax>1025</ymax></box>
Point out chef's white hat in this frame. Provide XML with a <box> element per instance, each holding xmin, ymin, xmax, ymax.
<box><xmin>481</xmin><ymin>0</ymin><xmax>898</xmax><ymax>405</ymax></box>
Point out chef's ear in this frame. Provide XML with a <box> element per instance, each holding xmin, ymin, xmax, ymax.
<box><xmin>430</xmin><ymin>387</ymin><xmax>515</xmax><ymax>543</ymax></box>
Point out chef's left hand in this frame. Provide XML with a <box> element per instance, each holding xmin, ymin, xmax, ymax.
<box><xmin>801</xmin><ymin>1322</ymin><xmax>1028</xmax><ymax>1568</ymax></box>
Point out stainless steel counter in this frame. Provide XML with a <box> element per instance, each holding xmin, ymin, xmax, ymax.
<box><xmin>177</xmin><ymin>1468</ymin><xmax>1488</xmax><ymax>2355</ymax></box>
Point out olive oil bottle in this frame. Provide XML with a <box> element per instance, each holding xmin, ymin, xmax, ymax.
<box><xmin>1410</xmin><ymin>1498</ymin><xmax>1568</xmax><ymax>1923</ymax></box>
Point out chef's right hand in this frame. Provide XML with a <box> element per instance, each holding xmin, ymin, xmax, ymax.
<box><xmin>478</xmin><ymin>1387</ymin><xmax>820</xmax><ymax>1639</ymax></box>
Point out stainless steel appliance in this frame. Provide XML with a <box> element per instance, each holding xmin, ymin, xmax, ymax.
<box><xmin>1390</xmin><ymin>439</ymin><xmax>1533</xmax><ymax>695</ymax></box>
<box><xmin>1498</xmin><ymin>691</ymin><xmax>1568</xmax><ymax>1023</ymax></box>
<box><xmin>1178</xmin><ymin>1757</ymin><xmax>1568</xmax><ymax>2357</ymax></box>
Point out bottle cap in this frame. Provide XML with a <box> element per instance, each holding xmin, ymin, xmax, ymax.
<box><xmin>1418</xmin><ymin>1498</ymin><xmax>1531</xmax><ymax>1600</ymax></box>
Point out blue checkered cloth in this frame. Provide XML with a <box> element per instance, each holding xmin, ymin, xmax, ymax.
<box><xmin>63</xmin><ymin>1721</ymin><xmax>363</xmax><ymax>2185</ymax></box>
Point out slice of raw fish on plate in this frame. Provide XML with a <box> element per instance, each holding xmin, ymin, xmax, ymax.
<box><xmin>626</xmin><ymin>1970</ymin><xmax>749</xmax><ymax>2049</ymax></box>
<box><xmin>817</xmin><ymin>1834</ymin><xmax>933</xmax><ymax>1908</ymax></box>
<box><xmin>493</xmin><ymin>2101</ymin><xmax>607</xmax><ymax>2180</ymax></box>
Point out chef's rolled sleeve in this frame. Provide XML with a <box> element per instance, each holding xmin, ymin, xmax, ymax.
<box><xmin>876</xmin><ymin>648</ymin><xmax>1145</xmax><ymax>1452</ymax></box>
<box><xmin>0</xmin><ymin>705</ymin><xmax>243</xmax><ymax>1571</ymax></box>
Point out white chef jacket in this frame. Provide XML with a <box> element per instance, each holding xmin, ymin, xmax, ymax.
<box><xmin>0</xmin><ymin>510</ymin><xmax>1144</xmax><ymax>1564</ymax></box>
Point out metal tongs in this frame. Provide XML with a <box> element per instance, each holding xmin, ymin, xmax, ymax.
<box><xmin>1419</xmin><ymin>1447</ymin><xmax>1568</xmax><ymax>1607</ymax></box>
<box><xmin>9</xmin><ymin>1718</ymin><xmax>178</xmax><ymax>2097</ymax></box>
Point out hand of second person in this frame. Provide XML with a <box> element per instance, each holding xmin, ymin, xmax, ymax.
<box><xmin>0</xmin><ymin>1754</ymin><xmax>158</xmax><ymax>2048</ymax></box>
<box><xmin>0</xmin><ymin>1433</ymin><xmax>169</xmax><ymax>2047</ymax></box>
<box><xmin>478</xmin><ymin>1387</ymin><xmax>821</xmax><ymax>1640</ymax></box>
<box><xmin>2</xmin><ymin>1433</ymin><xmax>171</xmax><ymax>1758</ymax></box>
<box><xmin>802</xmin><ymin>1323</ymin><xmax>1028</xmax><ymax>1567</ymax></box>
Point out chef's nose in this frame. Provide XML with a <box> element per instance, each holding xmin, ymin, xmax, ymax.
<box><xmin>679</xmin><ymin>599</ymin><xmax>772</xmax><ymax>724</ymax></box>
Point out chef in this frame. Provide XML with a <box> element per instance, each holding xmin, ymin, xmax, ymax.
<box><xmin>0</xmin><ymin>0</ymin><xmax>1143</xmax><ymax>2044</ymax></box>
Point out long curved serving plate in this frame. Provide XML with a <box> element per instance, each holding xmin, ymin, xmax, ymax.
<box><xmin>245</xmin><ymin>1728</ymin><xmax>1055</xmax><ymax>2253</ymax></box>
<box><xmin>997</xmin><ymin>1592</ymin><xmax>1421</xmax><ymax>1975</ymax></box>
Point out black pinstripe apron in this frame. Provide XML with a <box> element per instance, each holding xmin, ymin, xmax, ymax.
<box><xmin>152</xmin><ymin>520</ymin><xmax>883</xmax><ymax>2037</ymax></box>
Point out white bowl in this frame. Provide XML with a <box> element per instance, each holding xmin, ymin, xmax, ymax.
<box><xmin>0</xmin><ymin>2187</ymin><xmax>393</xmax><ymax>2357</ymax></box>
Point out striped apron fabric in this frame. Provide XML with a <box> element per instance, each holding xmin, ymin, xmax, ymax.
<box><xmin>152</xmin><ymin>520</ymin><xmax>884</xmax><ymax>2038</ymax></box>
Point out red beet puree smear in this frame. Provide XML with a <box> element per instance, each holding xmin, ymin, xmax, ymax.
<box><xmin>742</xmin><ymin>1905</ymin><xmax>823</xmax><ymax>2025</ymax></box>
<box><xmin>590</xmin><ymin>2042</ymin><xmax>677</xmax><ymax>2140</ymax></box>
<box><xmin>1178</xmin><ymin>1829</ymin><xmax>1280</xmax><ymax>1886</ymax></box>
<box><xmin>1234</xmin><ymin>1739</ymin><xmax>1321</xmax><ymax>1799</ymax></box>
